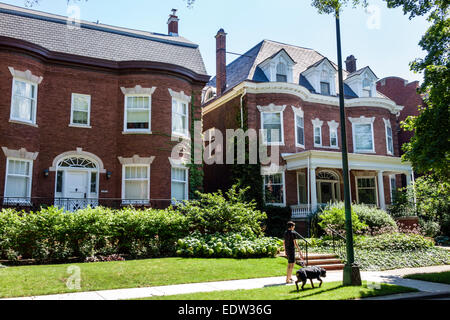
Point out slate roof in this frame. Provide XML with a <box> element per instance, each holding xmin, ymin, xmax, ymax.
<box><xmin>0</xmin><ymin>3</ymin><xmax>208</xmax><ymax>76</ymax></box>
<box><xmin>207</xmin><ymin>39</ymin><xmax>349</xmax><ymax>95</ymax></box>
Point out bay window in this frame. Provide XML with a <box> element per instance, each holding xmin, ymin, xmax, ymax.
<box><xmin>261</xmin><ymin>112</ymin><xmax>283</xmax><ymax>144</ymax></box>
<box><xmin>263</xmin><ymin>173</ymin><xmax>285</xmax><ymax>206</ymax></box>
<box><xmin>4</xmin><ymin>158</ymin><xmax>33</xmax><ymax>205</ymax></box>
<box><xmin>356</xmin><ymin>177</ymin><xmax>378</xmax><ymax>206</ymax></box>
<box><xmin>70</xmin><ymin>93</ymin><xmax>91</xmax><ymax>127</ymax></box>
<box><xmin>171</xmin><ymin>167</ymin><xmax>188</xmax><ymax>202</ymax></box>
<box><xmin>122</xmin><ymin>165</ymin><xmax>150</xmax><ymax>204</ymax></box>
<box><xmin>350</xmin><ymin>117</ymin><xmax>375</xmax><ymax>153</ymax></box>
<box><xmin>172</xmin><ymin>98</ymin><xmax>189</xmax><ymax>137</ymax></box>
<box><xmin>312</xmin><ymin>118</ymin><xmax>324</xmax><ymax>147</ymax></box>
<box><xmin>384</xmin><ymin>119</ymin><xmax>394</xmax><ymax>155</ymax></box>
<box><xmin>10</xmin><ymin>79</ymin><xmax>37</xmax><ymax>125</ymax></box>
<box><xmin>124</xmin><ymin>95</ymin><xmax>151</xmax><ymax>132</ymax></box>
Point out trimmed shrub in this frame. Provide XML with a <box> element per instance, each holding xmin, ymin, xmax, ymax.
<box><xmin>351</xmin><ymin>204</ymin><xmax>398</xmax><ymax>234</ymax></box>
<box><xmin>318</xmin><ymin>203</ymin><xmax>368</xmax><ymax>234</ymax></box>
<box><xmin>0</xmin><ymin>206</ymin><xmax>189</xmax><ymax>261</ymax></box>
<box><xmin>355</xmin><ymin>233</ymin><xmax>434</xmax><ymax>251</ymax></box>
<box><xmin>175</xmin><ymin>232</ymin><xmax>281</xmax><ymax>258</ymax></box>
<box><xmin>176</xmin><ymin>185</ymin><xmax>267</xmax><ymax>237</ymax></box>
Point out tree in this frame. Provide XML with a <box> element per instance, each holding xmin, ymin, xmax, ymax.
<box><xmin>387</xmin><ymin>1</ymin><xmax>450</xmax><ymax>181</ymax></box>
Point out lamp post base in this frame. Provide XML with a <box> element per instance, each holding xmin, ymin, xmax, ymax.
<box><xmin>343</xmin><ymin>264</ymin><xmax>362</xmax><ymax>286</ymax></box>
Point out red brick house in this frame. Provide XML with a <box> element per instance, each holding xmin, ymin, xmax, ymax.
<box><xmin>376</xmin><ymin>77</ymin><xmax>423</xmax><ymax>185</ymax></box>
<box><xmin>202</xmin><ymin>30</ymin><xmax>414</xmax><ymax>221</ymax></box>
<box><xmin>0</xmin><ymin>4</ymin><xmax>209</xmax><ymax>210</ymax></box>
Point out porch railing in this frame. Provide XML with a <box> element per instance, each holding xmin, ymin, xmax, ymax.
<box><xmin>0</xmin><ymin>197</ymin><xmax>172</xmax><ymax>211</ymax></box>
<box><xmin>291</xmin><ymin>203</ymin><xmax>327</xmax><ymax>219</ymax></box>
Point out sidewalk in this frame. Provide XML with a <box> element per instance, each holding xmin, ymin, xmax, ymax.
<box><xmin>2</xmin><ymin>265</ymin><xmax>450</xmax><ymax>300</ymax></box>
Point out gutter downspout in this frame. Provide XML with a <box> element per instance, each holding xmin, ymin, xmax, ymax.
<box><xmin>240</xmin><ymin>89</ymin><xmax>247</xmax><ymax>129</ymax></box>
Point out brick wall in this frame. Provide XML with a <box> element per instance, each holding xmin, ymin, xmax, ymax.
<box><xmin>0</xmin><ymin>51</ymin><xmax>204</xmax><ymax>201</ymax></box>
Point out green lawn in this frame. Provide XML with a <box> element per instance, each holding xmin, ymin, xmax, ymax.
<box><xmin>404</xmin><ymin>271</ymin><xmax>450</xmax><ymax>284</ymax></box>
<box><xmin>138</xmin><ymin>281</ymin><xmax>418</xmax><ymax>300</ymax></box>
<box><xmin>0</xmin><ymin>257</ymin><xmax>287</xmax><ymax>298</ymax></box>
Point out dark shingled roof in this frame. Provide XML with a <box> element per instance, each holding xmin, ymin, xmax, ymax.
<box><xmin>0</xmin><ymin>3</ymin><xmax>208</xmax><ymax>76</ymax></box>
<box><xmin>207</xmin><ymin>39</ymin><xmax>349</xmax><ymax>94</ymax></box>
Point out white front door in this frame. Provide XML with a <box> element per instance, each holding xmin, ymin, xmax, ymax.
<box><xmin>65</xmin><ymin>171</ymin><xmax>88</xmax><ymax>211</ymax></box>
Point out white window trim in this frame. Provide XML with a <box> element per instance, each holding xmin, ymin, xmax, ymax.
<box><xmin>258</xmin><ymin>104</ymin><xmax>286</xmax><ymax>146</ymax></box>
<box><xmin>171</xmin><ymin>100</ymin><xmax>190</xmax><ymax>139</ymax></box>
<box><xmin>170</xmin><ymin>164</ymin><xmax>189</xmax><ymax>204</ymax></box>
<box><xmin>355</xmin><ymin>175</ymin><xmax>379</xmax><ymax>207</ymax></box>
<box><xmin>262</xmin><ymin>171</ymin><xmax>286</xmax><ymax>207</ymax></box>
<box><xmin>312</xmin><ymin>118</ymin><xmax>324</xmax><ymax>148</ymax></box>
<box><xmin>121</xmin><ymin>86</ymin><xmax>156</xmax><ymax>134</ymax></box>
<box><xmin>292</xmin><ymin>106</ymin><xmax>305</xmax><ymax>148</ymax></box>
<box><xmin>328</xmin><ymin>120</ymin><xmax>339</xmax><ymax>148</ymax></box>
<box><xmin>3</xmin><ymin>157</ymin><xmax>33</xmax><ymax>206</ymax></box>
<box><xmin>10</xmin><ymin>77</ymin><xmax>38</xmax><ymax>126</ymax></box>
<box><xmin>297</xmin><ymin>172</ymin><xmax>307</xmax><ymax>205</ymax></box>
<box><xmin>389</xmin><ymin>174</ymin><xmax>396</xmax><ymax>202</ymax></box>
<box><xmin>349</xmin><ymin>116</ymin><xmax>376</xmax><ymax>154</ymax></box>
<box><xmin>121</xmin><ymin>164</ymin><xmax>150</xmax><ymax>205</ymax></box>
<box><xmin>383</xmin><ymin>118</ymin><xmax>394</xmax><ymax>155</ymax></box>
<box><xmin>70</xmin><ymin>93</ymin><xmax>91</xmax><ymax>128</ymax></box>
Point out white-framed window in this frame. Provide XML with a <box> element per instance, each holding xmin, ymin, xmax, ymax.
<box><xmin>297</xmin><ymin>172</ymin><xmax>307</xmax><ymax>204</ymax></box>
<box><xmin>320</xmin><ymin>82</ymin><xmax>330</xmax><ymax>95</ymax></box>
<box><xmin>350</xmin><ymin>117</ymin><xmax>376</xmax><ymax>153</ymax></box>
<box><xmin>384</xmin><ymin>119</ymin><xmax>394</xmax><ymax>155</ymax></box>
<box><xmin>10</xmin><ymin>78</ymin><xmax>38</xmax><ymax>125</ymax></box>
<box><xmin>389</xmin><ymin>175</ymin><xmax>397</xmax><ymax>203</ymax></box>
<box><xmin>276</xmin><ymin>62</ymin><xmax>287</xmax><ymax>82</ymax></box>
<box><xmin>263</xmin><ymin>173</ymin><xmax>285</xmax><ymax>206</ymax></box>
<box><xmin>122</xmin><ymin>165</ymin><xmax>150</xmax><ymax>204</ymax></box>
<box><xmin>3</xmin><ymin>158</ymin><xmax>33</xmax><ymax>205</ymax></box>
<box><xmin>172</xmin><ymin>98</ymin><xmax>189</xmax><ymax>137</ymax></box>
<box><xmin>362</xmin><ymin>78</ymin><xmax>372</xmax><ymax>97</ymax></box>
<box><xmin>124</xmin><ymin>95</ymin><xmax>151</xmax><ymax>133</ymax></box>
<box><xmin>295</xmin><ymin>115</ymin><xmax>305</xmax><ymax>147</ymax></box>
<box><xmin>328</xmin><ymin>120</ymin><xmax>339</xmax><ymax>148</ymax></box>
<box><xmin>70</xmin><ymin>93</ymin><xmax>91</xmax><ymax>127</ymax></box>
<box><xmin>312</xmin><ymin>118</ymin><xmax>323</xmax><ymax>147</ymax></box>
<box><xmin>261</xmin><ymin>112</ymin><xmax>284</xmax><ymax>145</ymax></box>
<box><xmin>356</xmin><ymin>176</ymin><xmax>378</xmax><ymax>206</ymax></box>
<box><xmin>171</xmin><ymin>167</ymin><xmax>188</xmax><ymax>203</ymax></box>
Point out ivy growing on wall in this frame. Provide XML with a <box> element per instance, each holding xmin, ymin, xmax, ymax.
<box><xmin>229</xmin><ymin>95</ymin><xmax>265</xmax><ymax>209</ymax></box>
<box><xmin>188</xmin><ymin>91</ymin><xmax>204</xmax><ymax>199</ymax></box>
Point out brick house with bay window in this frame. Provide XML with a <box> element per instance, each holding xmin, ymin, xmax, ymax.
<box><xmin>0</xmin><ymin>4</ymin><xmax>209</xmax><ymax>210</ymax></box>
<box><xmin>202</xmin><ymin>30</ymin><xmax>414</xmax><ymax>223</ymax></box>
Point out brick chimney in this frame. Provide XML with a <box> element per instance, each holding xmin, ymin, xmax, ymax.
<box><xmin>345</xmin><ymin>55</ymin><xmax>357</xmax><ymax>73</ymax></box>
<box><xmin>168</xmin><ymin>9</ymin><xmax>179</xmax><ymax>36</ymax></box>
<box><xmin>215</xmin><ymin>29</ymin><xmax>227</xmax><ymax>96</ymax></box>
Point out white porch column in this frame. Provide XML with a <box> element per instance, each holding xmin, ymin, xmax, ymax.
<box><xmin>310</xmin><ymin>167</ymin><xmax>317</xmax><ymax>212</ymax></box>
<box><xmin>377</xmin><ymin>171</ymin><xmax>386</xmax><ymax>210</ymax></box>
<box><xmin>406</xmin><ymin>170</ymin><xmax>413</xmax><ymax>187</ymax></box>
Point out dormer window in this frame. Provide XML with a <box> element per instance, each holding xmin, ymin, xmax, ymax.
<box><xmin>276</xmin><ymin>62</ymin><xmax>287</xmax><ymax>82</ymax></box>
<box><xmin>257</xmin><ymin>49</ymin><xmax>295</xmax><ymax>83</ymax></box>
<box><xmin>301</xmin><ymin>58</ymin><xmax>337</xmax><ymax>96</ymax></box>
<box><xmin>362</xmin><ymin>78</ymin><xmax>372</xmax><ymax>97</ymax></box>
<box><xmin>320</xmin><ymin>82</ymin><xmax>331</xmax><ymax>95</ymax></box>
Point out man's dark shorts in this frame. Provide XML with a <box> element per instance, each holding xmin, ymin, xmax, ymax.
<box><xmin>286</xmin><ymin>249</ymin><xmax>295</xmax><ymax>264</ymax></box>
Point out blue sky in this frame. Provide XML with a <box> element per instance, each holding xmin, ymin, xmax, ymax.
<box><xmin>2</xmin><ymin>0</ymin><xmax>429</xmax><ymax>82</ymax></box>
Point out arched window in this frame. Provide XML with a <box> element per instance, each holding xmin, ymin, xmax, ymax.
<box><xmin>58</xmin><ymin>157</ymin><xmax>97</xmax><ymax>169</ymax></box>
<box><xmin>317</xmin><ymin>171</ymin><xmax>339</xmax><ymax>181</ymax></box>
<box><xmin>276</xmin><ymin>62</ymin><xmax>287</xmax><ymax>82</ymax></box>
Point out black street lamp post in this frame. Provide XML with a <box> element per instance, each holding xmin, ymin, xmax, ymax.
<box><xmin>335</xmin><ymin>9</ymin><xmax>362</xmax><ymax>286</ymax></box>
